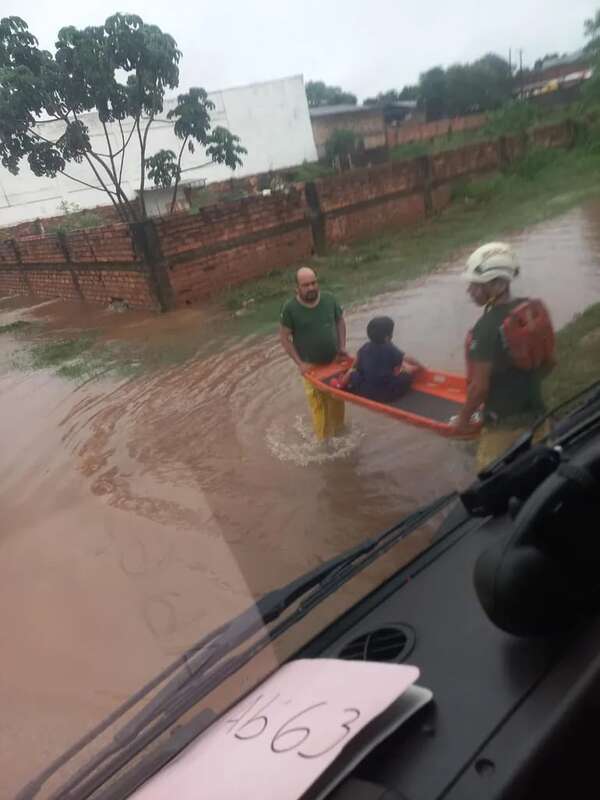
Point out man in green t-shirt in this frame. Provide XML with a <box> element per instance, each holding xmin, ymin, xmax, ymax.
<box><xmin>452</xmin><ymin>242</ymin><xmax>552</xmax><ymax>471</ymax></box>
<box><xmin>279</xmin><ymin>267</ymin><xmax>347</xmax><ymax>441</ymax></box>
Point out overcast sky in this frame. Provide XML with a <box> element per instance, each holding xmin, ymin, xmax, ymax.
<box><xmin>4</xmin><ymin>1</ymin><xmax>598</xmax><ymax>100</ymax></box>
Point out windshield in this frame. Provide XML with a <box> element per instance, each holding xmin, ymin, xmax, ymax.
<box><xmin>2</xmin><ymin>2</ymin><xmax>600</xmax><ymax>797</ymax></box>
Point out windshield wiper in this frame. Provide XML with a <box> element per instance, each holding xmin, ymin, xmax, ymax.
<box><xmin>478</xmin><ymin>378</ymin><xmax>600</xmax><ymax>478</ymax></box>
<box><xmin>463</xmin><ymin>380</ymin><xmax>600</xmax><ymax>517</ymax></box>
<box><xmin>19</xmin><ymin>491</ymin><xmax>456</xmax><ymax>800</ymax></box>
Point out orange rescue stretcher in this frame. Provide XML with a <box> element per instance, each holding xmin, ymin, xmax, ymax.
<box><xmin>306</xmin><ymin>357</ymin><xmax>481</xmax><ymax>439</ymax></box>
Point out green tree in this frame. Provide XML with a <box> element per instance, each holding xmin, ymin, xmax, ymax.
<box><xmin>582</xmin><ymin>10</ymin><xmax>600</xmax><ymax>105</ymax></box>
<box><xmin>420</xmin><ymin>54</ymin><xmax>512</xmax><ymax>120</ymax></box>
<box><xmin>305</xmin><ymin>80</ymin><xmax>357</xmax><ymax>108</ymax></box>
<box><xmin>398</xmin><ymin>84</ymin><xmax>420</xmax><ymax>101</ymax></box>
<box><xmin>363</xmin><ymin>89</ymin><xmax>398</xmax><ymax>106</ymax></box>
<box><xmin>445</xmin><ymin>63</ymin><xmax>475</xmax><ymax>116</ymax></box>
<box><xmin>324</xmin><ymin>129</ymin><xmax>359</xmax><ymax>170</ymax></box>
<box><xmin>469</xmin><ymin>54</ymin><xmax>513</xmax><ymax>110</ymax></box>
<box><xmin>363</xmin><ymin>86</ymin><xmax>420</xmax><ymax>107</ymax></box>
<box><xmin>533</xmin><ymin>53</ymin><xmax>560</xmax><ymax>71</ymax></box>
<box><xmin>585</xmin><ymin>10</ymin><xmax>600</xmax><ymax>55</ymax></box>
<box><xmin>0</xmin><ymin>14</ymin><xmax>246</xmax><ymax>221</ymax></box>
<box><xmin>419</xmin><ymin>67</ymin><xmax>448</xmax><ymax>120</ymax></box>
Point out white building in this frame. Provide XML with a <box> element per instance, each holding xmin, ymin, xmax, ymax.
<box><xmin>0</xmin><ymin>75</ymin><xmax>318</xmax><ymax>227</ymax></box>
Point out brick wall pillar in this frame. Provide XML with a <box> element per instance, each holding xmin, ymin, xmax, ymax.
<box><xmin>304</xmin><ymin>181</ymin><xmax>326</xmax><ymax>254</ymax></box>
<box><xmin>130</xmin><ymin>220</ymin><xmax>175</xmax><ymax>312</ymax></box>
<box><xmin>11</xmin><ymin>239</ymin><xmax>33</xmax><ymax>295</ymax></box>
<box><xmin>56</xmin><ymin>231</ymin><xmax>84</xmax><ymax>300</ymax></box>
<box><xmin>417</xmin><ymin>155</ymin><xmax>433</xmax><ymax>216</ymax></box>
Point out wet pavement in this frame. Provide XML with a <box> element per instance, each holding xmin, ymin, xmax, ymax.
<box><xmin>2</xmin><ymin>201</ymin><xmax>600</xmax><ymax>797</ymax></box>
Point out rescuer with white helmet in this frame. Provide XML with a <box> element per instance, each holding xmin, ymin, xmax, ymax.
<box><xmin>452</xmin><ymin>242</ymin><xmax>554</xmax><ymax>471</ymax></box>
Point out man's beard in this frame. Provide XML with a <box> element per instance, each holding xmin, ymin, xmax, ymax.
<box><xmin>304</xmin><ymin>289</ymin><xmax>318</xmax><ymax>302</ymax></box>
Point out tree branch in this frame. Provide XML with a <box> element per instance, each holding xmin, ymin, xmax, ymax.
<box><xmin>57</xmin><ymin>107</ymin><xmax>129</xmax><ymax>221</ymax></box>
<box><xmin>117</xmin><ymin>120</ymin><xmax>136</xmax><ymax>185</ymax></box>
<box><xmin>80</xmin><ymin>148</ymin><xmax>128</xmax><ymax>220</ymax></box>
<box><xmin>30</xmin><ymin>129</ymin><xmax>61</xmax><ymax>146</ymax></box>
<box><xmin>30</xmin><ymin>121</ymin><xmax>126</xmax><ymax>218</ymax></box>
<box><xmin>136</xmin><ymin>110</ymin><xmax>156</xmax><ymax>220</ymax></box>
<box><xmin>169</xmin><ymin>135</ymin><xmax>189</xmax><ymax>215</ymax></box>
<box><xmin>136</xmin><ymin>117</ymin><xmax>147</xmax><ymax>219</ymax></box>
<box><xmin>180</xmin><ymin>160</ymin><xmax>219</xmax><ymax>174</ymax></box>
<box><xmin>59</xmin><ymin>170</ymin><xmax>118</xmax><ymax>195</ymax></box>
<box><xmin>85</xmin><ymin>145</ymin><xmax>138</xmax><ymax>222</ymax></box>
<box><xmin>101</xmin><ymin>121</ymin><xmax>119</xmax><ymax>172</ymax></box>
<box><xmin>36</xmin><ymin>115</ymin><xmax>69</xmax><ymax>124</ymax></box>
<box><xmin>118</xmin><ymin>120</ymin><xmax>127</xmax><ymax>187</ymax></box>
<box><xmin>91</xmin><ymin>122</ymin><xmax>136</xmax><ymax>160</ymax></box>
<box><xmin>99</xmin><ymin>121</ymin><xmax>130</xmax><ymax>216</ymax></box>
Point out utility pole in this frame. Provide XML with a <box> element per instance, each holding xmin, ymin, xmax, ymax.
<box><xmin>519</xmin><ymin>49</ymin><xmax>524</xmax><ymax>99</ymax></box>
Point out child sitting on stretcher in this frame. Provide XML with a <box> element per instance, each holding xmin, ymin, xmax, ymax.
<box><xmin>334</xmin><ymin>316</ymin><xmax>424</xmax><ymax>402</ymax></box>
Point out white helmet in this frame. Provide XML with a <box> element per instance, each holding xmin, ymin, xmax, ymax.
<box><xmin>462</xmin><ymin>242</ymin><xmax>520</xmax><ymax>284</ymax></box>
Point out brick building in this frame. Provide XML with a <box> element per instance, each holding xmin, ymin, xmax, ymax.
<box><xmin>518</xmin><ymin>50</ymin><xmax>592</xmax><ymax>100</ymax></box>
<box><xmin>309</xmin><ymin>105</ymin><xmax>387</xmax><ymax>160</ymax></box>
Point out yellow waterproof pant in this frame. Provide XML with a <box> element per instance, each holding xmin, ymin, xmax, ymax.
<box><xmin>477</xmin><ymin>420</ymin><xmax>551</xmax><ymax>472</ymax></box>
<box><xmin>303</xmin><ymin>379</ymin><xmax>346</xmax><ymax>441</ymax></box>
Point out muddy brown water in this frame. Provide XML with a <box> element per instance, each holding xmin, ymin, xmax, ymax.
<box><xmin>2</xmin><ymin>202</ymin><xmax>600</xmax><ymax>797</ymax></box>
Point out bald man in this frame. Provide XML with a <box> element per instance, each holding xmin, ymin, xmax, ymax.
<box><xmin>279</xmin><ymin>267</ymin><xmax>347</xmax><ymax>441</ymax></box>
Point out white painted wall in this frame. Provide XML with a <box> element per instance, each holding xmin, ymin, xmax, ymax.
<box><xmin>0</xmin><ymin>75</ymin><xmax>318</xmax><ymax>227</ymax></box>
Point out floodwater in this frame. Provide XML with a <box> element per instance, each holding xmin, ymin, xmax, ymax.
<box><xmin>2</xmin><ymin>201</ymin><xmax>600</xmax><ymax>797</ymax></box>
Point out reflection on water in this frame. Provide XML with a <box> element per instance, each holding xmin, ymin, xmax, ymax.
<box><xmin>2</xmin><ymin>202</ymin><xmax>600</xmax><ymax>795</ymax></box>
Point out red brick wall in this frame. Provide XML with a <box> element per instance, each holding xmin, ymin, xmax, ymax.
<box><xmin>26</xmin><ymin>270</ymin><xmax>80</xmax><ymax>301</ymax></box>
<box><xmin>386</xmin><ymin>113</ymin><xmax>488</xmax><ymax>147</ymax></box>
<box><xmin>75</xmin><ymin>269</ymin><xmax>158</xmax><ymax>309</ymax></box>
<box><xmin>166</xmin><ymin>228</ymin><xmax>314</xmax><ymax>305</ymax></box>
<box><xmin>16</xmin><ymin>235</ymin><xmax>65</xmax><ymax>264</ymax></box>
<box><xmin>430</xmin><ymin>141</ymin><xmax>500</xmax><ymax>184</ymax></box>
<box><xmin>503</xmin><ymin>133</ymin><xmax>528</xmax><ymax>162</ymax></box>
<box><xmin>324</xmin><ymin>194</ymin><xmax>425</xmax><ymax>245</ymax></box>
<box><xmin>530</xmin><ymin>121</ymin><xmax>574</xmax><ymax>149</ymax></box>
<box><xmin>0</xmin><ymin>239</ymin><xmax>18</xmax><ymax>265</ymax></box>
<box><xmin>314</xmin><ymin>160</ymin><xmax>423</xmax><ymax>214</ymax></box>
<box><xmin>0</xmin><ymin>268</ymin><xmax>28</xmax><ymax>296</ymax></box>
<box><xmin>431</xmin><ymin>184</ymin><xmax>452</xmax><ymax>213</ymax></box>
<box><xmin>156</xmin><ymin>189</ymin><xmax>314</xmax><ymax>306</ymax></box>
<box><xmin>157</xmin><ymin>190</ymin><xmax>308</xmax><ymax>256</ymax></box>
<box><xmin>66</xmin><ymin>225</ymin><xmax>137</xmax><ymax>263</ymax></box>
<box><xmin>0</xmin><ymin>222</ymin><xmax>158</xmax><ymax>309</ymax></box>
<box><xmin>312</xmin><ymin>160</ymin><xmax>426</xmax><ymax>245</ymax></box>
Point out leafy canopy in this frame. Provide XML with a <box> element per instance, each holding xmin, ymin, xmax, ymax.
<box><xmin>305</xmin><ymin>80</ymin><xmax>357</xmax><ymax>108</ymax></box>
<box><xmin>0</xmin><ymin>14</ymin><xmax>247</xmax><ymax>220</ymax></box>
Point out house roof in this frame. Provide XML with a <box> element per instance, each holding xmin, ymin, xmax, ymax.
<box><xmin>382</xmin><ymin>100</ymin><xmax>418</xmax><ymax>109</ymax></box>
<box><xmin>309</xmin><ymin>100</ymin><xmax>417</xmax><ymax>118</ymax></box>
<box><xmin>541</xmin><ymin>49</ymin><xmax>586</xmax><ymax>70</ymax></box>
<box><xmin>309</xmin><ymin>104</ymin><xmax>381</xmax><ymax>118</ymax></box>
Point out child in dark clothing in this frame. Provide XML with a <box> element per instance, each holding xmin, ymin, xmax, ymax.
<box><xmin>336</xmin><ymin>316</ymin><xmax>423</xmax><ymax>402</ymax></box>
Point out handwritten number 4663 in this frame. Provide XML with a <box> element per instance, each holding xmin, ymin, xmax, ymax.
<box><xmin>223</xmin><ymin>693</ymin><xmax>361</xmax><ymax>759</ymax></box>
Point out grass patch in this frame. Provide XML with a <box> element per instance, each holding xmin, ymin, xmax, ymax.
<box><xmin>0</xmin><ymin>320</ymin><xmax>32</xmax><ymax>334</ymax></box>
<box><xmin>283</xmin><ymin>162</ymin><xmax>336</xmax><ymax>182</ymax></box>
<box><xmin>29</xmin><ymin>336</ymin><xmax>96</xmax><ymax>369</ymax></box>
<box><xmin>23</xmin><ymin>332</ymin><xmax>133</xmax><ymax>381</ymax></box>
<box><xmin>219</xmin><ymin>145</ymin><xmax>600</xmax><ymax>337</ymax></box>
<box><xmin>390</xmin><ymin>127</ymin><xmax>492</xmax><ymax>162</ymax></box>
<box><xmin>544</xmin><ymin>303</ymin><xmax>600</xmax><ymax>410</ymax></box>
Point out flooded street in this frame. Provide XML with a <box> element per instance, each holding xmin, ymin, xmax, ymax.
<box><xmin>3</xmin><ymin>202</ymin><xmax>600</xmax><ymax>797</ymax></box>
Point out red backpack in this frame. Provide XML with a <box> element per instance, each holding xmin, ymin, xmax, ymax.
<box><xmin>465</xmin><ymin>299</ymin><xmax>555</xmax><ymax>379</ymax></box>
<box><xmin>500</xmin><ymin>299</ymin><xmax>555</xmax><ymax>370</ymax></box>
